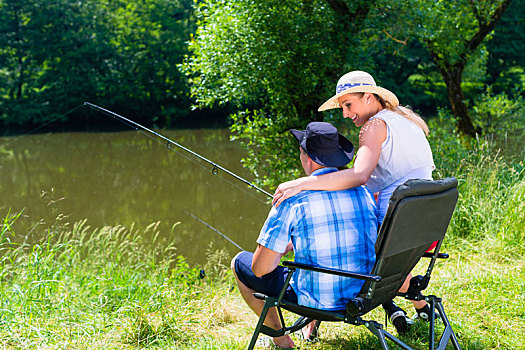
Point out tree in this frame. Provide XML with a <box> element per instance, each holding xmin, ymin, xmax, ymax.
<box><xmin>100</xmin><ymin>0</ymin><xmax>195</xmax><ymax>125</ymax></box>
<box><xmin>407</xmin><ymin>0</ymin><xmax>513</xmax><ymax>136</ymax></box>
<box><xmin>0</xmin><ymin>0</ymin><xmax>41</xmax><ymax>122</ymax></box>
<box><xmin>184</xmin><ymin>0</ymin><xmax>518</xmax><ymax>186</ymax></box>
<box><xmin>0</xmin><ymin>0</ymin><xmax>196</xmax><ymax>128</ymax></box>
<box><xmin>484</xmin><ymin>0</ymin><xmax>525</xmax><ymax>93</ymax></box>
<box><xmin>322</xmin><ymin>0</ymin><xmax>515</xmax><ymax>136</ymax></box>
<box><xmin>0</xmin><ymin>0</ymin><xmax>120</xmax><ymax>125</ymax></box>
<box><xmin>183</xmin><ymin>0</ymin><xmax>378</xmax><ymax>187</ymax></box>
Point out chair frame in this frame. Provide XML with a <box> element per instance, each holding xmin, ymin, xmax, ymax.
<box><xmin>246</xmin><ymin>178</ymin><xmax>462</xmax><ymax>350</ymax></box>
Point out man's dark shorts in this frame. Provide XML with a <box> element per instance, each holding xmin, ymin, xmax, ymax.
<box><xmin>233</xmin><ymin>251</ymin><xmax>298</xmax><ymax>303</ymax></box>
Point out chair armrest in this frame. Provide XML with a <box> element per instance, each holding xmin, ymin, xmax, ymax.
<box><xmin>422</xmin><ymin>252</ymin><xmax>449</xmax><ymax>259</ymax></box>
<box><xmin>282</xmin><ymin>261</ymin><xmax>381</xmax><ymax>282</ymax></box>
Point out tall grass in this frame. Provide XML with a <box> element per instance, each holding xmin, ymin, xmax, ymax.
<box><xmin>0</xmin><ymin>217</ymin><xmax>211</xmax><ymax>348</ymax></box>
<box><xmin>428</xmin><ymin>113</ymin><xmax>525</xmax><ymax>248</ymax></box>
<box><xmin>448</xmin><ymin>150</ymin><xmax>524</xmax><ymax>244</ymax></box>
<box><xmin>1</xmin><ymin>114</ymin><xmax>524</xmax><ymax>349</ymax></box>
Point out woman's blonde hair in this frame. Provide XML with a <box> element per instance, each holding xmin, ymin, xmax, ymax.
<box><xmin>376</xmin><ymin>94</ymin><xmax>429</xmax><ymax>136</ymax></box>
<box><xmin>352</xmin><ymin>92</ymin><xmax>430</xmax><ymax>136</ymax></box>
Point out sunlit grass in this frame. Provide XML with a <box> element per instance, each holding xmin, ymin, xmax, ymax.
<box><xmin>0</xmin><ymin>218</ymin><xmax>200</xmax><ymax>348</ymax></box>
<box><xmin>1</xmin><ymin>208</ymin><xmax>524</xmax><ymax>349</ymax></box>
<box><xmin>1</xmin><ymin>119</ymin><xmax>524</xmax><ymax>349</ymax></box>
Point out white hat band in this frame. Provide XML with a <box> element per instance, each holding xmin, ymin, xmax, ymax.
<box><xmin>336</xmin><ymin>82</ymin><xmax>373</xmax><ymax>94</ymax></box>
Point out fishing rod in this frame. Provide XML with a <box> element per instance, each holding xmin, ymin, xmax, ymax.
<box><xmin>84</xmin><ymin>102</ymin><xmax>273</xmax><ymax>198</ymax></box>
<box><xmin>3</xmin><ymin>103</ymin><xmax>259</xmax><ymax>252</ymax></box>
<box><xmin>184</xmin><ymin>211</ymin><xmax>245</xmax><ymax>251</ymax></box>
<box><xmin>85</xmin><ymin>102</ymin><xmax>264</xmax><ymax>252</ymax></box>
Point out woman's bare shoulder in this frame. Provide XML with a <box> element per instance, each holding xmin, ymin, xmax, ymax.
<box><xmin>359</xmin><ymin>117</ymin><xmax>387</xmax><ymax>144</ymax></box>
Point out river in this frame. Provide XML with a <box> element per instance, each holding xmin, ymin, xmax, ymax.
<box><xmin>3</xmin><ymin>124</ymin><xmax>523</xmax><ymax>265</ymax></box>
<box><xmin>0</xmin><ymin>129</ymin><xmax>271</xmax><ymax>264</ymax></box>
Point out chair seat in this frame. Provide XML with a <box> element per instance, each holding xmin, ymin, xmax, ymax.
<box><xmin>254</xmin><ymin>292</ymin><xmax>346</xmax><ymax>322</ymax></box>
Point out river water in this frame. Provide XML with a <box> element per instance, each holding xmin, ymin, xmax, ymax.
<box><xmin>0</xmin><ymin>129</ymin><xmax>271</xmax><ymax>264</ymax></box>
<box><xmin>3</xmin><ymin>125</ymin><xmax>523</xmax><ymax>265</ymax></box>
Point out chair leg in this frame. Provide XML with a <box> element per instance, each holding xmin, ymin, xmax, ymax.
<box><xmin>364</xmin><ymin>320</ymin><xmax>413</xmax><ymax>350</ymax></box>
<box><xmin>247</xmin><ymin>298</ymin><xmax>274</xmax><ymax>350</ymax></box>
<box><xmin>364</xmin><ymin>321</ymin><xmax>391</xmax><ymax>349</ymax></box>
<box><xmin>429</xmin><ymin>297</ymin><xmax>436</xmax><ymax>349</ymax></box>
<box><xmin>434</xmin><ymin>298</ymin><xmax>461</xmax><ymax>350</ymax></box>
<box><xmin>427</xmin><ymin>296</ymin><xmax>461</xmax><ymax>350</ymax></box>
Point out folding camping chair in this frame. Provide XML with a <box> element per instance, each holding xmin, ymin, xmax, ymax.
<box><xmin>247</xmin><ymin>177</ymin><xmax>461</xmax><ymax>350</ymax></box>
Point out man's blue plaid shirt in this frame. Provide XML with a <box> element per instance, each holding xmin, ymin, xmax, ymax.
<box><xmin>257</xmin><ymin>167</ymin><xmax>378</xmax><ymax>310</ymax></box>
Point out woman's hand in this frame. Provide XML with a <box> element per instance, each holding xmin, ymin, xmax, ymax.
<box><xmin>272</xmin><ymin>177</ymin><xmax>307</xmax><ymax>207</ymax></box>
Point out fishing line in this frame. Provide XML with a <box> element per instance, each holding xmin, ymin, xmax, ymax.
<box><xmin>84</xmin><ymin>102</ymin><xmax>273</xmax><ymax>202</ymax></box>
<box><xmin>1</xmin><ymin>104</ymin><xmax>84</xmax><ymax>148</ymax></box>
<box><xmin>184</xmin><ymin>210</ymin><xmax>245</xmax><ymax>251</ymax></box>
<box><xmin>84</xmin><ymin>103</ymin><xmax>269</xmax><ymax>205</ymax></box>
<box><xmin>150</xmin><ymin>137</ymin><xmax>268</xmax><ymax>206</ymax></box>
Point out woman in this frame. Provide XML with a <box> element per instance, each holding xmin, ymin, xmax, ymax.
<box><xmin>273</xmin><ymin>70</ymin><xmax>435</xmax><ymax>334</ymax></box>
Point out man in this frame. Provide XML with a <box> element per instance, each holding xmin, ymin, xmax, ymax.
<box><xmin>231</xmin><ymin>122</ymin><xmax>378</xmax><ymax>348</ymax></box>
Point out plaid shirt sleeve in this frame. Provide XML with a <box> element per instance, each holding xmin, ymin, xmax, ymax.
<box><xmin>256</xmin><ymin>201</ymin><xmax>297</xmax><ymax>253</ymax></box>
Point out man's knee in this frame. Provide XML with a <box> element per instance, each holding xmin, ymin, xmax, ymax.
<box><xmin>231</xmin><ymin>251</ymin><xmax>244</xmax><ymax>274</ymax></box>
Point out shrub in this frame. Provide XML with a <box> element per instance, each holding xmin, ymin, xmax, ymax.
<box><xmin>471</xmin><ymin>86</ymin><xmax>525</xmax><ymax>139</ymax></box>
<box><xmin>429</xmin><ymin>110</ymin><xmax>525</xmax><ymax>245</ymax></box>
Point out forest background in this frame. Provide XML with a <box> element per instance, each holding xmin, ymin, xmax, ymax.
<box><xmin>1</xmin><ymin>0</ymin><xmax>524</xmax><ymax>187</ymax></box>
<box><xmin>1</xmin><ymin>1</ymin><xmax>525</xmax><ymax>349</ymax></box>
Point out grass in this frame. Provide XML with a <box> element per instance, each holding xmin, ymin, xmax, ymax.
<box><xmin>1</xmin><ymin>119</ymin><xmax>524</xmax><ymax>349</ymax></box>
<box><xmin>1</xmin><ymin>172</ymin><xmax>524</xmax><ymax>349</ymax></box>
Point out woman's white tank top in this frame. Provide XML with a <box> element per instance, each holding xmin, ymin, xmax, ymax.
<box><xmin>365</xmin><ymin>109</ymin><xmax>435</xmax><ymax>194</ymax></box>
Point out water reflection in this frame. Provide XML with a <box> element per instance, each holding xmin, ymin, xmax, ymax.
<box><xmin>0</xmin><ymin>130</ymin><xmax>271</xmax><ymax>264</ymax></box>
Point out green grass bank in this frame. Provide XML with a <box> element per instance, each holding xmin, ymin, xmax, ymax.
<box><xmin>1</xmin><ymin>119</ymin><xmax>524</xmax><ymax>349</ymax></box>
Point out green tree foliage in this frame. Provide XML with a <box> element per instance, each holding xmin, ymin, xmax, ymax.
<box><xmin>485</xmin><ymin>0</ymin><xmax>525</xmax><ymax>92</ymax></box>
<box><xmin>404</xmin><ymin>0</ymin><xmax>513</xmax><ymax>136</ymax></box>
<box><xmin>471</xmin><ymin>86</ymin><xmax>524</xmax><ymax>138</ymax></box>
<box><xmin>184</xmin><ymin>0</ymin><xmax>521</xmax><ymax>187</ymax></box>
<box><xmin>102</xmin><ymin>0</ymin><xmax>195</xmax><ymax>124</ymax></box>
<box><xmin>0</xmin><ymin>0</ymin><xmax>194</xmax><ymax>128</ymax></box>
<box><xmin>0</xmin><ymin>0</ymin><xmax>113</xmax><ymax>124</ymax></box>
<box><xmin>0</xmin><ymin>0</ymin><xmax>45</xmax><ymax>122</ymax></box>
<box><xmin>183</xmin><ymin>0</ymin><xmax>377</xmax><ymax>187</ymax></box>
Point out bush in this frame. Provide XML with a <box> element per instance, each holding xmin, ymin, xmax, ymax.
<box><xmin>471</xmin><ymin>86</ymin><xmax>525</xmax><ymax>138</ymax></box>
<box><xmin>428</xmin><ymin>111</ymin><xmax>525</xmax><ymax>246</ymax></box>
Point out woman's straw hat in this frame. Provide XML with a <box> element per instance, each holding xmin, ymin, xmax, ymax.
<box><xmin>318</xmin><ymin>71</ymin><xmax>399</xmax><ymax>111</ymax></box>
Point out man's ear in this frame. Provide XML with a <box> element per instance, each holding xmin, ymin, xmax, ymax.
<box><xmin>307</xmin><ymin>157</ymin><xmax>314</xmax><ymax>168</ymax></box>
<box><xmin>304</xmin><ymin>156</ymin><xmax>316</xmax><ymax>175</ymax></box>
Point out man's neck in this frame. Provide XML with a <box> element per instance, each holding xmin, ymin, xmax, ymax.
<box><xmin>310</xmin><ymin>167</ymin><xmax>339</xmax><ymax>177</ymax></box>
<box><xmin>304</xmin><ymin>164</ymin><xmax>324</xmax><ymax>176</ymax></box>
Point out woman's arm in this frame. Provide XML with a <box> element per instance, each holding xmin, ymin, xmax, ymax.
<box><xmin>272</xmin><ymin>118</ymin><xmax>386</xmax><ymax>207</ymax></box>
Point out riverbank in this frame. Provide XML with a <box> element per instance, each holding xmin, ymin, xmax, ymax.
<box><xmin>1</xmin><ymin>214</ymin><xmax>524</xmax><ymax>349</ymax></box>
<box><xmin>2</xmin><ymin>123</ymin><xmax>524</xmax><ymax>349</ymax></box>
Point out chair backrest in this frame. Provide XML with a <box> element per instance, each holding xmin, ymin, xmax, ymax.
<box><xmin>357</xmin><ymin>177</ymin><xmax>458</xmax><ymax>311</ymax></box>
